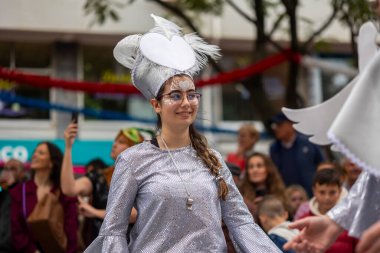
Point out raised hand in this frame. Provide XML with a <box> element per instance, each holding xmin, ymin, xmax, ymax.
<box><xmin>283</xmin><ymin>216</ymin><xmax>343</xmax><ymax>253</ymax></box>
<box><xmin>64</xmin><ymin>122</ymin><xmax>78</xmax><ymax>148</ymax></box>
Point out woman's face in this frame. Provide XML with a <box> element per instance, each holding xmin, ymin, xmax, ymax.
<box><xmin>111</xmin><ymin>134</ymin><xmax>131</xmax><ymax>160</ymax></box>
<box><xmin>152</xmin><ymin>75</ymin><xmax>199</xmax><ymax>129</ymax></box>
<box><xmin>30</xmin><ymin>143</ymin><xmax>52</xmax><ymax>171</ymax></box>
<box><xmin>247</xmin><ymin>156</ymin><xmax>268</xmax><ymax>185</ymax></box>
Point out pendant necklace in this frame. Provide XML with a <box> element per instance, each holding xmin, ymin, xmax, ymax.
<box><xmin>160</xmin><ymin>136</ymin><xmax>194</xmax><ymax>211</ymax></box>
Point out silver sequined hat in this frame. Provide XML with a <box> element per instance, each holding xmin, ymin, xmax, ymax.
<box><xmin>113</xmin><ymin>14</ymin><xmax>221</xmax><ymax>99</ymax></box>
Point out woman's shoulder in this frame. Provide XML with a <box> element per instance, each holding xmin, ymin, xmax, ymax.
<box><xmin>114</xmin><ymin>141</ymin><xmax>156</xmax><ymax>173</ymax></box>
<box><xmin>119</xmin><ymin>141</ymin><xmax>152</xmax><ymax>158</ymax></box>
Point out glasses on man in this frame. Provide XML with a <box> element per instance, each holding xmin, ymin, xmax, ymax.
<box><xmin>158</xmin><ymin>91</ymin><xmax>202</xmax><ymax>105</ymax></box>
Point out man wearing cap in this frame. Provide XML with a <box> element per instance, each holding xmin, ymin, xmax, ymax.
<box><xmin>269</xmin><ymin>112</ymin><xmax>324</xmax><ymax>197</ymax></box>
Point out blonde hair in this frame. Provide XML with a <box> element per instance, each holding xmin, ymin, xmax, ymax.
<box><xmin>257</xmin><ymin>195</ymin><xmax>287</xmax><ymax>218</ymax></box>
<box><xmin>239</xmin><ymin>123</ymin><xmax>259</xmax><ymax>140</ymax></box>
<box><xmin>284</xmin><ymin>185</ymin><xmax>309</xmax><ymax>203</ymax></box>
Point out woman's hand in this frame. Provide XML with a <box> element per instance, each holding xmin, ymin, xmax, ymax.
<box><xmin>283</xmin><ymin>216</ymin><xmax>342</xmax><ymax>253</ymax></box>
<box><xmin>356</xmin><ymin>220</ymin><xmax>380</xmax><ymax>253</ymax></box>
<box><xmin>64</xmin><ymin>123</ymin><xmax>78</xmax><ymax>148</ymax></box>
<box><xmin>78</xmin><ymin>196</ymin><xmax>105</xmax><ymax>219</ymax></box>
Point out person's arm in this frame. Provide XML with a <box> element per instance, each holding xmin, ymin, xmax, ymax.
<box><xmin>283</xmin><ymin>216</ymin><xmax>343</xmax><ymax>253</ymax></box>
<box><xmin>78</xmin><ymin>197</ymin><xmax>137</xmax><ymax>222</ymax></box>
<box><xmin>356</xmin><ymin>221</ymin><xmax>380</xmax><ymax>253</ymax></box>
<box><xmin>78</xmin><ymin>196</ymin><xmax>106</xmax><ymax>219</ymax></box>
<box><xmin>84</xmin><ymin>154</ymin><xmax>138</xmax><ymax>253</ymax></box>
<box><xmin>216</xmin><ymin>152</ymin><xmax>281</xmax><ymax>252</ymax></box>
<box><xmin>61</xmin><ymin>123</ymin><xmax>93</xmax><ymax>197</ymax></box>
<box><xmin>129</xmin><ymin>207</ymin><xmax>138</xmax><ymax>224</ymax></box>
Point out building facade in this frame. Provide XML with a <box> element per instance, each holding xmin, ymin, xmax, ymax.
<box><xmin>0</xmin><ymin>0</ymin><xmax>354</xmax><ymax>167</ymax></box>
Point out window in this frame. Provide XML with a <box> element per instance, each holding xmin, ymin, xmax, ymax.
<box><xmin>0</xmin><ymin>42</ymin><xmax>51</xmax><ymax>119</ymax></box>
<box><xmin>82</xmin><ymin>45</ymin><xmax>154</xmax><ymax>120</ymax></box>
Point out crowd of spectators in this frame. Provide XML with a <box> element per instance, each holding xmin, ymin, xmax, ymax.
<box><xmin>0</xmin><ymin>112</ymin><xmax>362</xmax><ymax>253</ymax></box>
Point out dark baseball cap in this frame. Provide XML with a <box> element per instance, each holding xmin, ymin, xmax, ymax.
<box><xmin>270</xmin><ymin>112</ymin><xmax>290</xmax><ymax>124</ymax></box>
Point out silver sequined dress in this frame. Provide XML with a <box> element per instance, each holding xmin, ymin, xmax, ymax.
<box><xmin>328</xmin><ymin>171</ymin><xmax>380</xmax><ymax>238</ymax></box>
<box><xmin>84</xmin><ymin>141</ymin><xmax>281</xmax><ymax>252</ymax></box>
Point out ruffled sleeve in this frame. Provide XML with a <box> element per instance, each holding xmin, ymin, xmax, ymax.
<box><xmin>216</xmin><ymin>153</ymin><xmax>281</xmax><ymax>253</ymax></box>
<box><xmin>327</xmin><ymin>171</ymin><xmax>380</xmax><ymax>237</ymax></box>
<box><xmin>84</xmin><ymin>154</ymin><xmax>138</xmax><ymax>253</ymax></box>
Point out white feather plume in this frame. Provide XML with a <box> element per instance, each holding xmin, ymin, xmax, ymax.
<box><xmin>150</xmin><ymin>14</ymin><xmax>182</xmax><ymax>40</ymax></box>
<box><xmin>184</xmin><ymin>33</ymin><xmax>221</xmax><ymax>73</ymax></box>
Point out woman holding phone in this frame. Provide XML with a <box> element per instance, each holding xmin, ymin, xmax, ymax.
<box><xmin>61</xmin><ymin>121</ymin><xmax>144</xmax><ymax>244</ymax></box>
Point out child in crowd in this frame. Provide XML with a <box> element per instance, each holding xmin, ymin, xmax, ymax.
<box><xmin>284</xmin><ymin>185</ymin><xmax>308</xmax><ymax>221</ymax></box>
<box><xmin>298</xmin><ymin>169</ymin><xmax>358</xmax><ymax>253</ymax></box>
<box><xmin>257</xmin><ymin>196</ymin><xmax>298</xmax><ymax>253</ymax></box>
<box><xmin>294</xmin><ymin>162</ymin><xmax>348</xmax><ymax>220</ymax></box>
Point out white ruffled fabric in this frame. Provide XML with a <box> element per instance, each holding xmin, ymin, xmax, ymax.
<box><xmin>328</xmin><ymin>51</ymin><xmax>380</xmax><ymax>177</ymax></box>
<box><xmin>283</xmin><ymin>21</ymin><xmax>380</xmax><ymax>177</ymax></box>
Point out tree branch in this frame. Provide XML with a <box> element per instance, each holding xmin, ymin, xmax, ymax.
<box><xmin>302</xmin><ymin>0</ymin><xmax>342</xmax><ymax>51</ymax></box>
<box><xmin>226</xmin><ymin>0</ymin><xmax>257</xmax><ymax>25</ymax></box>
<box><xmin>268</xmin><ymin>13</ymin><xmax>286</xmax><ymax>37</ymax></box>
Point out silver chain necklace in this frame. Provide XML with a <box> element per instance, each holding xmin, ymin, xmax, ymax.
<box><xmin>160</xmin><ymin>136</ymin><xmax>194</xmax><ymax>211</ymax></box>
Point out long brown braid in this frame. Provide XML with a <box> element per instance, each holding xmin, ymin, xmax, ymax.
<box><xmin>188</xmin><ymin>125</ymin><xmax>229</xmax><ymax>200</ymax></box>
<box><xmin>155</xmin><ymin>76</ymin><xmax>229</xmax><ymax>200</ymax></box>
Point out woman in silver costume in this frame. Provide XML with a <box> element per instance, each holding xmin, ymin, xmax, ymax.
<box><xmin>84</xmin><ymin>14</ymin><xmax>281</xmax><ymax>253</ymax></box>
<box><xmin>283</xmin><ymin>1</ymin><xmax>380</xmax><ymax>253</ymax></box>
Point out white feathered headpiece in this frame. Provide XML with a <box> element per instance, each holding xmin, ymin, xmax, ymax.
<box><xmin>113</xmin><ymin>14</ymin><xmax>221</xmax><ymax>99</ymax></box>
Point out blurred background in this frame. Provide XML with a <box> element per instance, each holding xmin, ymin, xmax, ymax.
<box><xmin>0</xmin><ymin>0</ymin><xmax>370</xmax><ymax>172</ymax></box>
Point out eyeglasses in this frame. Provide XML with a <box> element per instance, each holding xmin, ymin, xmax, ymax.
<box><xmin>158</xmin><ymin>91</ymin><xmax>201</xmax><ymax>105</ymax></box>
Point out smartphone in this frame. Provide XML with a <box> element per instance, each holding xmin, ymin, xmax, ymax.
<box><xmin>255</xmin><ymin>189</ymin><xmax>267</xmax><ymax>197</ymax></box>
<box><xmin>71</xmin><ymin>112</ymin><xmax>79</xmax><ymax>124</ymax></box>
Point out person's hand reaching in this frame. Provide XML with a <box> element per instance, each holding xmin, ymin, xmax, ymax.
<box><xmin>283</xmin><ymin>216</ymin><xmax>343</xmax><ymax>253</ymax></box>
